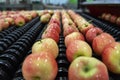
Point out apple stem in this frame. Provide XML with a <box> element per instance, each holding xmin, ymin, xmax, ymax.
<box><xmin>84</xmin><ymin>67</ymin><xmax>89</xmax><ymax>72</ymax></box>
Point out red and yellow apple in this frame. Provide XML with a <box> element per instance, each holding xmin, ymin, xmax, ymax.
<box><xmin>92</xmin><ymin>33</ymin><xmax>115</xmax><ymax>56</ymax></box>
<box><xmin>66</xmin><ymin>40</ymin><xmax>92</xmax><ymax>62</ymax></box>
<box><xmin>22</xmin><ymin>51</ymin><xmax>58</xmax><ymax>80</ymax></box>
<box><xmin>110</xmin><ymin>15</ymin><xmax>117</xmax><ymax>23</ymax></box>
<box><xmin>68</xmin><ymin>57</ymin><xmax>109</xmax><ymax>80</ymax></box>
<box><xmin>86</xmin><ymin>27</ymin><xmax>103</xmax><ymax>44</ymax></box>
<box><xmin>116</xmin><ymin>17</ymin><xmax>120</xmax><ymax>25</ymax></box>
<box><xmin>102</xmin><ymin>42</ymin><xmax>120</xmax><ymax>74</ymax></box>
<box><xmin>42</xmin><ymin>28</ymin><xmax>59</xmax><ymax>43</ymax></box>
<box><xmin>14</xmin><ymin>16</ymin><xmax>25</xmax><ymax>27</ymax></box>
<box><xmin>65</xmin><ymin>32</ymin><xmax>85</xmax><ymax>47</ymax></box>
<box><xmin>32</xmin><ymin>38</ymin><xmax>59</xmax><ymax>58</ymax></box>
<box><xmin>47</xmin><ymin>23</ymin><xmax>61</xmax><ymax>34</ymax></box>
<box><xmin>80</xmin><ymin>23</ymin><xmax>94</xmax><ymax>35</ymax></box>
<box><xmin>40</xmin><ymin>13</ymin><xmax>51</xmax><ymax>23</ymax></box>
<box><xmin>63</xmin><ymin>23</ymin><xmax>79</xmax><ymax>37</ymax></box>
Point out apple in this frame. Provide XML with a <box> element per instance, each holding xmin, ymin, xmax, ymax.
<box><xmin>92</xmin><ymin>33</ymin><xmax>115</xmax><ymax>56</ymax></box>
<box><xmin>62</xmin><ymin>18</ymin><xmax>75</xmax><ymax>26</ymax></box>
<box><xmin>14</xmin><ymin>16</ymin><xmax>25</xmax><ymax>27</ymax></box>
<box><xmin>105</xmin><ymin>14</ymin><xmax>111</xmax><ymax>21</ymax></box>
<box><xmin>42</xmin><ymin>28</ymin><xmax>59</xmax><ymax>43</ymax></box>
<box><xmin>68</xmin><ymin>56</ymin><xmax>109</xmax><ymax>80</ymax></box>
<box><xmin>48</xmin><ymin>10</ymin><xmax>54</xmax><ymax>15</ymax></box>
<box><xmin>32</xmin><ymin>38</ymin><xmax>59</xmax><ymax>58</ymax></box>
<box><xmin>0</xmin><ymin>19</ymin><xmax>9</xmax><ymax>30</ymax></box>
<box><xmin>22</xmin><ymin>14</ymin><xmax>32</xmax><ymax>22</ymax></box>
<box><xmin>40</xmin><ymin>13</ymin><xmax>51</xmax><ymax>23</ymax></box>
<box><xmin>22</xmin><ymin>51</ymin><xmax>58</xmax><ymax>80</ymax></box>
<box><xmin>30</xmin><ymin>11</ymin><xmax>38</xmax><ymax>18</ymax></box>
<box><xmin>49</xmin><ymin>18</ymin><xmax>60</xmax><ymax>26</ymax></box>
<box><xmin>86</xmin><ymin>27</ymin><xmax>103</xmax><ymax>44</ymax></box>
<box><xmin>66</xmin><ymin>40</ymin><xmax>92</xmax><ymax>62</ymax></box>
<box><xmin>47</xmin><ymin>23</ymin><xmax>61</xmax><ymax>34</ymax></box>
<box><xmin>0</xmin><ymin>22</ymin><xmax>3</xmax><ymax>31</ymax></box>
<box><xmin>5</xmin><ymin>17</ymin><xmax>14</xmax><ymax>25</ymax></box>
<box><xmin>110</xmin><ymin>15</ymin><xmax>117</xmax><ymax>23</ymax></box>
<box><xmin>65</xmin><ymin>32</ymin><xmax>85</xmax><ymax>47</ymax></box>
<box><xmin>79</xmin><ymin>23</ymin><xmax>94</xmax><ymax>35</ymax></box>
<box><xmin>101</xmin><ymin>13</ymin><xmax>106</xmax><ymax>19</ymax></box>
<box><xmin>63</xmin><ymin>23</ymin><xmax>79</xmax><ymax>37</ymax></box>
<box><xmin>116</xmin><ymin>17</ymin><xmax>120</xmax><ymax>25</ymax></box>
<box><xmin>102</xmin><ymin>42</ymin><xmax>120</xmax><ymax>74</ymax></box>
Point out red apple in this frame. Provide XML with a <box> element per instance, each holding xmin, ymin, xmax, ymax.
<box><xmin>63</xmin><ymin>23</ymin><xmax>79</xmax><ymax>37</ymax></box>
<box><xmin>14</xmin><ymin>16</ymin><xmax>25</xmax><ymax>27</ymax></box>
<box><xmin>66</xmin><ymin>40</ymin><xmax>92</xmax><ymax>62</ymax></box>
<box><xmin>80</xmin><ymin>23</ymin><xmax>94</xmax><ymax>35</ymax></box>
<box><xmin>22</xmin><ymin>14</ymin><xmax>32</xmax><ymax>22</ymax></box>
<box><xmin>0</xmin><ymin>19</ymin><xmax>9</xmax><ymax>30</ymax></box>
<box><xmin>65</xmin><ymin>32</ymin><xmax>85</xmax><ymax>47</ymax></box>
<box><xmin>92</xmin><ymin>33</ymin><xmax>115</xmax><ymax>56</ymax></box>
<box><xmin>32</xmin><ymin>38</ymin><xmax>59</xmax><ymax>58</ymax></box>
<box><xmin>30</xmin><ymin>11</ymin><xmax>38</xmax><ymax>18</ymax></box>
<box><xmin>47</xmin><ymin>23</ymin><xmax>61</xmax><ymax>34</ymax></box>
<box><xmin>5</xmin><ymin>17</ymin><xmax>14</xmax><ymax>25</ymax></box>
<box><xmin>40</xmin><ymin>13</ymin><xmax>51</xmax><ymax>23</ymax></box>
<box><xmin>102</xmin><ymin>42</ymin><xmax>120</xmax><ymax>74</ymax></box>
<box><xmin>68</xmin><ymin>57</ymin><xmax>109</xmax><ymax>80</ymax></box>
<box><xmin>110</xmin><ymin>15</ymin><xmax>117</xmax><ymax>23</ymax></box>
<box><xmin>42</xmin><ymin>28</ymin><xmax>59</xmax><ymax>43</ymax></box>
<box><xmin>22</xmin><ymin>51</ymin><xmax>58</xmax><ymax>80</ymax></box>
<box><xmin>49</xmin><ymin>18</ymin><xmax>60</xmax><ymax>26</ymax></box>
<box><xmin>86</xmin><ymin>27</ymin><xmax>103</xmax><ymax>44</ymax></box>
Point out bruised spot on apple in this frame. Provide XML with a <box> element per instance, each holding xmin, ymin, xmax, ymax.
<box><xmin>102</xmin><ymin>42</ymin><xmax>120</xmax><ymax>74</ymax></box>
<box><xmin>68</xmin><ymin>57</ymin><xmax>109</xmax><ymax>80</ymax></box>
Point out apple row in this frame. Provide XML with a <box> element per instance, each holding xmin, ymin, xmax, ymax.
<box><xmin>0</xmin><ymin>17</ymin><xmax>39</xmax><ymax>53</ymax></box>
<box><xmin>22</xmin><ymin>11</ymin><xmax>61</xmax><ymax>80</ymax></box>
<box><xmin>65</xmin><ymin>10</ymin><xmax>120</xmax><ymax>79</ymax></box>
<box><xmin>0</xmin><ymin>10</ymin><xmax>38</xmax><ymax>31</ymax></box>
<box><xmin>0</xmin><ymin>20</ymin><xmax>43</xmax><ymax>80</ymax></box>
<box><xmin>60</xmin><ymin>10</ymin><xmax>108</xmax><ymax>80</ymax></box>
<box><xmin>101</xmin><ymin>13</ymin><xmax>120</xmax><ymax>26</ymax></box>
<box><xmin>1</xmin><ymin>10</ymin><xmax>119</xmax><ymax>80</ymax></box>
<box><xmin>61</xmin><ymin>10</ymin><xmax>79</xmax><ymax>37</ymax></box>
<box><xmin>81</xmin><ymin>13</ymin><xmax>120</xmax><ymax>42</ymax></box>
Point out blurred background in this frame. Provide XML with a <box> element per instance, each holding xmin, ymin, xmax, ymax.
<box><xmin>0</xmin><ymin>0</ymin><xmax>78</xmax><ymax>10</ymax></box>
<box><xmin>0</xmin><ymin>0</ymin><xmax>120</xmax><ymax>17</ymax></box>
